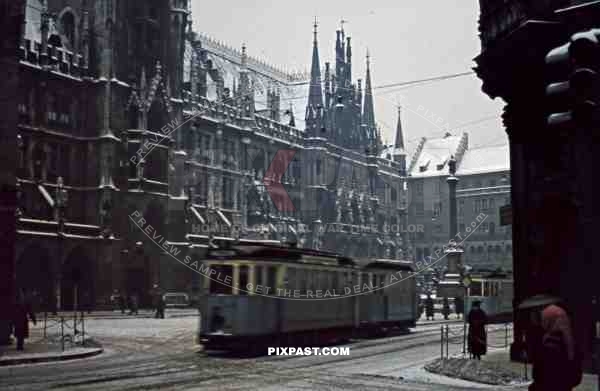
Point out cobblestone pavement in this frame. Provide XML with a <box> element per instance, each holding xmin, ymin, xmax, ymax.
<box><xmin>0</xmin><ymin>317</ymin><xmax>527</xmax><ymax>391</ymax></box>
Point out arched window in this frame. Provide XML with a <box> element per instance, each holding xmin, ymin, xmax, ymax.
<box><xmin>61</xmin><ymin>11</ymin><xmax>76</xmax><ymax>48</ymax></box>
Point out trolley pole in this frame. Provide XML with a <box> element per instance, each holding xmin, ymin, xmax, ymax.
<box><xmin>60</xmin><ymin>316</ymin><xmax>64</xmax><ymax>352</ymax></box>
<box><xmin>445</xmin><ymin>325</ymin><xmax>449</xmax><ymax>359</ymax></box>
<box><xmin>81</xmin><ymin>311</ymin><xmax>85</xmax><ymax>347</ymax></box>
<box><xmin>440</xmin><ymin>325</ymin><xmax>444</xmax><ymax>360</ymax></box>
<box><xmin>463</xmin><ymin>286</ymin><xmax>467</xmax><ymax>356</ymax></box>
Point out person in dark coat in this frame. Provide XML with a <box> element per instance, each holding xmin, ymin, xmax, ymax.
<box><xmin>118</xmin><ymin>294</ymin><xmax>126</xmax><ymax>314</ymax></box>
<box><xmin>129</xmin><ymin>294</ymin><xmax>138</xmax><ymax>315</ymax></box>
<box><xmin>425</xmin><ymin>295</ymin><xmax>434</xmax><ymax>321</ymax></box>
<box><xmin>442</xmin><ymin>297</ymin><xmax>451</xmax><ymax>320</ymax></box>
<box><xmin>13</xmin><ymin>296</ymin><xmax>37</xmax><ymax>351</ymax></box>
<box><xmin>467</xmin><ymin>300</ymin><xmax>487</xmax><ymax>359</ymax></box>
<box><xmin>155</xmin><ymin>294</ymin><xmax>165</xmax><ymax>319</ymax></box>
<box><xmin>454</xmin><ymin>296</ymin><xmax>464</xmax><ymax>319</ymax></box>
<box><xmin>528</xmin><ymin>303</ymin><xmax>582</xmax><ymax>391</ymax></box>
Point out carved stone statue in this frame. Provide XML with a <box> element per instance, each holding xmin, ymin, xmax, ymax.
<box><xmin>449</xmin><ymin>155</ymin><xmax>457</xmax><ymax>176</ymax></box>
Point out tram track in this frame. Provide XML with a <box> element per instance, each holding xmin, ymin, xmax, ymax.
<box><xmin>1</xmin><ymin>324</ymin><xmax>511</xmax><ymax>391</ymax></box>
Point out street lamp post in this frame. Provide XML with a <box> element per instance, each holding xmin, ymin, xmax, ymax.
<box><xmin>55</xmin><ymin>176</ymin><xmax>68</xmax><ymax>313</ymax></box>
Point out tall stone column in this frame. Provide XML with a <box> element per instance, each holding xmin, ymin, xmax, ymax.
<box><xmin>438</xmin><ymin>156</ymin><xmax>463</xmax><ymax>298</ymax></box>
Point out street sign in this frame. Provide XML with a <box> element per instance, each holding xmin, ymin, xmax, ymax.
<box><xmin>500</xmin><ymin>205</ymin><xmax>512</xmax><ymax>226</ymax></box>
<box><xmin>462</xmin><ymin>275</ymin><xmax>471</xmax><ymax>288</ymax></box>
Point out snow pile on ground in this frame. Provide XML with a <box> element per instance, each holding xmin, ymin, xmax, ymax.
<box><xmin>425</xmin><ymin>358</ymin><xmax>525</xmax><ymax>386</ymax></box>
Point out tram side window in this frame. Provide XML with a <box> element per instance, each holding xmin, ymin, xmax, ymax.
<box><xmin>239</xmin><ymin>265</ymin><xmax>248</xmax><ymax>295</ymax></box>
<box><xmin>470</xmin><ymin>281</ymin><xmax>482</xmax><ymax>296</ymax></box>
<box><xmin>296</xmin><ymin>269</ymin><xmax>305</xmax><ymax>292</ymax></box>
<box><xmin>286</xmin><ymin>268</ymin><xmax>296</xmax><ymax>290</ymax></box>
<box><xmin>209</xmin><ymin>265</ymin><xmax>233</xmax><ymax>294</ymax></box>
<box><xmin>267</xmin><ymin>266</ymin><xmax>277</xmax><ymax>295</ymax></box>
<box><xmin>347</xmin><ymin>272</ymin><xmax>353</xmax><ymax>289</ymax></box>
<box><xmin>255</xmin><ymin>265</ymin><xmax>264</xmax><ymax>287</ymax></box>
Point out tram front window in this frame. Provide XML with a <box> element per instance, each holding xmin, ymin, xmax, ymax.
<box><xmin>210</xmin><ymin>265</ymin><xmax>233</xmax><ymax>295</ymax></box>
<box><xmin>239</xmin><ymin>266</ymin><xmax>248</xmax><ymax>295</ymax></box>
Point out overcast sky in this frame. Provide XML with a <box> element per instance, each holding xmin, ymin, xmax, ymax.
<box><xmin>192</xmin><ymin>0</ymin><xmax>507</xmax><ymax>152</ymax></box>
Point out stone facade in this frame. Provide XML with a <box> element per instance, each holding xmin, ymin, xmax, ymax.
<box><xmin>406</xmin><ymin>134</ymin><xmax>512</xmax><ymax>273</ymax></box>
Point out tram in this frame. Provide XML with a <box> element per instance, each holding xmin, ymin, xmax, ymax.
<box><xmin>464</xmin><ymin>271</ymin><xmax>513</xmax><ymax>323</ymax></box>
<box><xmin>197</xmin><ymin>242</ymin><xmax>418</xmax><ymax>350</ymax></box>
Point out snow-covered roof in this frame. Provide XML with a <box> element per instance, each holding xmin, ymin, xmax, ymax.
<box><xmin>457</xmin><ymin>144</ymin><xmax>510</xmax><ymax>176</ymax></box>
<box><xmin>379</xmin><ymin>146</ymin><xmax>406</xmax><ymax>160</ymax></box>
<box><xmin>410</xmin><ymin>135</ymin><xmax>462</xmax><ymax>177</ymax></box>
<box><xmin>198</xmin><ymin>33</ymin><xmax>310</xmax><ymax>129</ymax></box>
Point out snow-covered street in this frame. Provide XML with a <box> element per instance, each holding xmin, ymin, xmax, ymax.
<box><xmin>0</xmin><ymin>315</ymin><xmax>529</xmax><ymax>391</ymax></box>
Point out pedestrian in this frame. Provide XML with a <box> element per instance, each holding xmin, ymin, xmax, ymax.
<box><xmin>467</xmin><ymin>300</ymin><xmax>487</xmax><ymax>360</ymax></box>
<box><xmin>155</xmin><ymin>293</ymin><xmax>165</xmax><ymax>319</ymax></box>
<box><xmin>425</xmin><ymin>295</ymin><xmax>434</xmax><ymax>321</ymax></box>
<box><xmin>442</xmin><ymin>297</ymin><xmax>451</xmax><ymax>320</ymax></box>
<box><xmin>118</xmin><ymin>294</ymin><xmax>126</xmax><ymax>314</ymax></box>
<box><xmin>520</xmin><ymin>296</ymin><xmax>582</xmax><ymax>391</ymax></box>
<box><xmin>129</xmin><ymin>294</ymin><xmax>138</xmax><ymax>315</ymax></box>
<box><xmin>454</xmin><ymin>296</ymin><xmax>464</xmax><ymax>319</ymax></box>
<box><xmin>126</xmin><ymin>295</ymin><xmax>132</xmax><ymax>315</ymax></box>
<box><xmin>12</xmin><ymin>293</ymin><xmax>36</xmax><ymax>351</ymax></box>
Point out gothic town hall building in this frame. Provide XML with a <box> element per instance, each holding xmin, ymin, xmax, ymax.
<box><xmin>10</xmin><ymin>0</ymin><xmax>408</xmax><ymax>309</ymax></box>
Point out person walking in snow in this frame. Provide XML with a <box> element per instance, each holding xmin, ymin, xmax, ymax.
<box><xmin>467</xmin><ymin>300</ymin><xmax>487</xmax><ymax>360</ymax></box>
<box><xmin>442</xmin><ymin>297</ymin><xmax>451</xmax><ymax>320</ymax></box>
<box><xmin>12</xmin><ymin>293</ymin><xmax>36</xmax><ymax>351</ymax></box>
<box><xmin>425</xmin><ymin>295</ymin><xmax>434</xmax><ymax>321</ymax></box>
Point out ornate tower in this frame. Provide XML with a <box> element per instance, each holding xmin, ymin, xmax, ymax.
<box><xmin>362</xmin><ymin>51</ymin><xmax>377</xmax><ymax>151</ymax></box>
<box><xmin>305</xmin><ymin>20</ymin><xmax>324</xmax><ymax>136</ymax></box>
<box><xmin>393</xmin><ymin>105</ymin><xmax>407</xmax><ymax>175</ymax></box>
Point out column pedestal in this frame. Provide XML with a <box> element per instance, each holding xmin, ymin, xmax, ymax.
<box><xmin>438</xmin><ymin>246</ymin><xmax>464</xmax><ymax>299</ymax></box>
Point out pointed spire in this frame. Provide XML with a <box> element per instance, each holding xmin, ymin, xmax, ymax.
<box><xmin>313</xmin><ymin>16</ymin><xmax>318</xmax><ymax>45</ymax></box>
<box><xmin>305</xmin><ymin>19</ymin><xmax>324</xmax><ymax>134</ymax></box>
<box><xmin>362</xmin><ymin>49</ymin><xmax>376</xmax><ymax>142</ymax></box>
<box><xmin>241</xmin><ymin>43</ymin><xmax>248</xmax><ymax>68</ymax></box>
<box><xmin>324</xmin><ymin>62</ymin><xmax>331</xmax><ymax>109</ymax></box>
<box><xmin>394</xmin><ymin>104</ymin><xmax>405</xmax><ymax>150</ymax></box>
<box><xmin>346</xmin><ymin>36</ymin><xmax>352</xmax><ymax>81</ymax></box>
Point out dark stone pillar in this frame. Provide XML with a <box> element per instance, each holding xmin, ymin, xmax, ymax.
<box><xmin>0</xmin><ymin>0</ymin><xmax>24</xmax><ymax>345</ymax></box>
